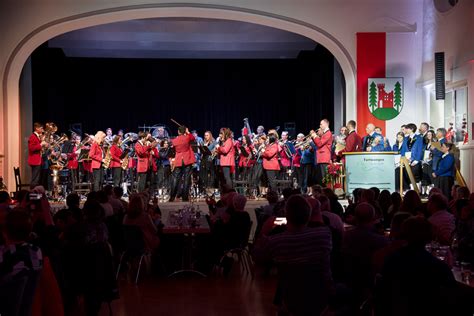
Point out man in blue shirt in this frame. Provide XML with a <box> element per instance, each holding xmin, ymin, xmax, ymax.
<box><xmin>432</xmin><ymin>142</ymin><xmax>455</xmax><ymax>199</ymax></box>
<box><xmin>298</xmin><ymin>141</ymin><xmax>317</xmax><ymax>194</ymax></box>
<box><xmin>362</xmin><ymin>123</ymin><xmax>384</xmax><ymax>152</ymax></box>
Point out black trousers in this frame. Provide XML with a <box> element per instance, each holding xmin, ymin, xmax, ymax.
<box><xmin>422</xmin><ymin>163</ymin><xmax>433</xmax><ymax>186</ymax></box>
<box><xmin>302</xmin><ymin>164</ymin><xmax>313</xmax><ymax>193</ymax></box>
<box><xmin>199</xmin><ymin>159</ymin><xmax>215</xmax><ymax>188</ymax></box>
<box><xmin>434</xmin><ymin>176</ymin><xmax>454</xmax><ymax>200</ymax></box>
<box><xmin>170</xmin><ymin>164</ymin><xmax>192</xmax><ymax>201</ymax></box>
<box><xmin>251</xmin><ymin>163</ymin><xmax>263</xmax><ymax>188</ymax></box>
<box><xmin>220</xmin><ymin>166</ymin><xmax>233</xmax><ymax>188</ymax></box>
<box><xmin>317</xmin><ymin>163</ymin><xmax>328</xmax><ymax>186</ymax></box>
<box><xmin>92</xmin><ymin>168</ymin><xmax>103</xmax><ymax>192</ymax></box>
<box><xmin>295</xmin><ymin>166</ymin><xmax>304</xmax><ymax>192</ymax></box>
<box><xmin>70</xmin><ymin>168</ymin><xmax>78</xmax><ymax>192</ymax></box>
<box><xmin>30</xmin><ymin>165</ymin><xmax>41</xmax><ymax>189</ymax></box>
<box><xmin>112</xmin><ymin>167</ymin><xmax>122</xmax><ymax>187</ymax></box>
<box><xmin>266</xmin><ymin>169</ymin><xmax>278</xmax><ymax>191</ymax></box>
<box><xmin>157</xmin><ymin>165</ymin><xmax>171</xmax><ymax>189</ymax></box>
<box><xmin>137</xmin><ymin>171</ymin><xmax>148</xmax><ymax>193</ymax></box>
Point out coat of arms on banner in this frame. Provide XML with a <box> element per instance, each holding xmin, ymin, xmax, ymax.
<box><xmin>368</xmin><ymin>78</ymin><xmax>403</xmax><ymax>120</ymax></box>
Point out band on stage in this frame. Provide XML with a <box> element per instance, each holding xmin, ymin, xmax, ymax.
<box><xmin>27</xmin><ymin>118</ymin><xmax>459</xmax><ymax>200</ymax></box>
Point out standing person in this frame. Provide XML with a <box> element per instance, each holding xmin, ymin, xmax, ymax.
<box><xmin>298</xmin><ymin>139</ymin><xmax>316</xmax><ymax>194</ymax></box>
<box><xmin>157</xmin><ymin>139</ymin><xmax>171</xmax><ymax>193</ymax></box>
<box><xmin>392</xmin><ymin>132</ymin><xmax>405</xmax><ymax>153</ymax></box>
<box><xmin>170</xmin><ymin>126</ymin><xmax>195</xmax><ymax>202</ymax></box>
<box><xmin>375</xmin><ymin>126</ymin><xmax>391</xmax><ymax>151</ymax></box>
<box><xmin>292</xmin><ymin>133</ymin><xmax>304</xmax><ymax>190</ymax></box>
<box><xmin>200</xmin><ymin>131</ymin><xmax>216</xmax><ymax>190</ymax></box>
<box><xmin>362</xmin><ymin>123</ymin><xmax>384</xmax><ymax>152</ymax></box>
<box><xmin>401</xmin><ymin>123</ymin><xmax>424</xmax><ymax>184</ymax></box>
<box><xmin>340</xmin><ymin>120</ymin><xmax>362</xmax><ymax>155</ymax></box>
<box><xmin>311</xmin><ymin>119</ymin><xmax>333</xmax><ymax>185</ymax></box>
<box><xmin>135</xmin><ymin>132</ymin><xmax>152</xmax><ymax>193</ymax></box>
<box><xmin>28</xmin><ymin>122</ymin><xmax>48</xmax><ymax>188</ymax></box>
<box><xmin>104</xmin><ymin>128</ymin><xmax>113</xmax><ymax>145</ymax></box>
<box><xmin>110</xmin><ymin>135</ymin><xmax>123</xmax><ymax>187</ymax></box>
<box><xmin>215</xmin><ymin>127</ymin><xmax>235</xmax><ymax>189</ymax></box>
<box><xmin>432</xmin><ymin>142</ymin><xmax>455</xmax><ymax>200</ymax></box>
<box><xmin>66</xmin><ymin>134</ymin><xmax>81</xmax><ymax>191</ymax></box>
<box><xmin>251</xmin><ymin>136</ymin><xmax>266</xmax><ymax>196</ymax></box>
<box><xmin>89</xmin><ymin>131</ymin><xmax>106</xmax><ymax>191</ymax></box>
<box><xmin>279</xmin><ymin>131</ymin><xmax>294</xmax><ymax>179</ymax></box>
<box><xmin>237</xmin><ymin>135</ymin><xmax>254</xmax><ymax>182</ymax></box>
<box><xmin>262</xmin><ymin>132</ymin><xmax>280</xmax><ymax>191</ymax></box>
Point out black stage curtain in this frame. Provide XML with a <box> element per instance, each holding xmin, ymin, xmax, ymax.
<box><xmin>31</xmin><ymin>44</ymin><xmax>337</xmax><ymax>137</ymax></box>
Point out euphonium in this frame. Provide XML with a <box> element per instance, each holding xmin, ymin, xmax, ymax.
<box><xmin>121</xmin><ymin>152</ymin><xmax>130</xmax><ymax>170</ymax></box>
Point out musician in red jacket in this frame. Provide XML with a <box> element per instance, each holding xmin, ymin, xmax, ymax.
<box><xmin>28</xmin><ymin>122</ymin><xmax>48</xmax><ymax>188</ymax></box>
<box><xmin>89</xmin><ymin>131</ymin><xmax>106</xmax><ymax>191</ymax></box>
<box><xmin>110</xmin><ymin>135</ymin><xmax>123</xmax><ymax>187</ymax></box>
<box><xmin>67</xmin><ymin>134</ymin><xmax>81</xmax><ymax>190</ymax></box>
<box><xmin>343</xmin><ymin>120</ymin><xmax>362</xmax><ymax>153</ymax></box>
<box><xmin>311</xmin><ymin>119</ymin><xmax>333</xmax><ymax>184</ymax></box>
<box><xmin>170</xmin><ymin>126</ymin><xmax>195</xmax><ymax>202</ymax></box>
<box><xmin>262</xmin><ymin>132</ymin><xmax>280</xmax><ymax>190</ymax></box>
<box><xmin>216</xmin><ymin>127</ymin><xmax>235</xmax><ymax>188</ymax></box>
<box><xmin>237</xmin><ymin>135</ymin><xmax>254</xmax><ymax>181</ymax></box>
<box><xmin>135</xmin><ymin>132</ymin><xmax>153</xmax><ymax>193</ymax></box>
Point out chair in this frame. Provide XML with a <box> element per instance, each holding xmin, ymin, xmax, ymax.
<box><xmin>115</xmin><ymin>225</ymin><xmax>151</xmax><ymax>284</ymax></box>
<box><xmin>13</xmin><ymin>167</ymin><xmax>30</xmax><ymax>192</ymax></box>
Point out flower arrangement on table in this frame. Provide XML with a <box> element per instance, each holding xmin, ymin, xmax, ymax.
<box><xmin>323</xmin><ymin>162</ymin><xmax>343</xmax><ymax>190</ymax></box>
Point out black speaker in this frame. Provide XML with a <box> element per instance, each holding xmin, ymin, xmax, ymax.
<box><xmin>435</xmin><ymin>52</ymin><xmax>445</xmax><ymax>100</ymax></box>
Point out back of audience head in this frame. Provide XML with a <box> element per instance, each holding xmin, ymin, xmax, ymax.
<box><xmin>306</xmin><ymin>197</ymin><xmax>322</xmax><ymax>222</ymax></box>
<box><xmin>428</xmin><ymin>187</ymin><xmax>443</xmax><ymax>198</ymax></box>
<box><xmin>285</xmin><ymin>195</ymin><xmax>312</xmax><ymax>228</ymax></box>
<box><xmin>311</xmin><ymin>185</ymin><xmax>323</xmax><ymax>197</ymax></box>
<box><xmin>0</xmin><ymin>191</ymin><xmax>11</xmax><ymax>204</ymax></box>
<box><xmin>427</xmin><ymin>193</ymin><xmax>448</xmax><ymax>215</ymax></box>
<box><xmin>4</xmin><ymin>209</ymin><xmax>32</xmax><ymax>243</ymax></box>
<box><xmin>451</xmin><ymin>184</ymin><xmax>461</xmax><ymax>200</ymax></box>
<box><xmin>66</xmin><ymin>193</ymin><xmax>80</xmax><ymax>209</ymax></box>
<box><xmin>360</xmin><ymin>189</ymin><xmax>376</xmax><ymax>204</ymax></box>
<box><xmin>370</xmin><ymin>187</ymin><xmax>381</xmax><ymax>200</ymax></box>
<box><xmin>455</xmin><ymin>199</ymin><xmax>470</xmax><ymax>219</ymax></box>
<box><xmin>282</xmin><ymin>187</ymin><xmax>293</xmax><ymax>200</ymax></box>
<box><xmin>83</xmin><ymin>200</ymin><xmax>105</xmax><ymax>223</ymax></box>
<box><xmin>401</xmin><ymin>217</ymin><xmax>433</xmax><ymax>247</ymax></box>
<box><xmin>127</xmin><ymin>194</ymin><xmax>145</xmax><ymax>219</ymax></box>
<box><xmin>317</xmin><ymin>195</ymin><xmax>330</xmax><ymax>212</ymax></box>
<box><xmin>103</xmin><ymin>185</ymin><xmax>114</xmax><ymax>196</ymax></box>
<box><xmin>354</xmin><ymin>202</ymin><xmax>375</xmax><ymax>226</ymax></box>
<box><xmin>322</xmin><ymin>187</ymin><xmax>337</xmax><ymax>200</ymax></box>
<box><xmin>400</xmin><ymin>190</ymin><xmax>422</xmax><ymax>215</ymax></box>
<box><xmin>266</xmin><ymin>190</ymin><xmax>279</xmax><ymax>204</ymax></box>
<box><xmin>113</xmin><ymin>186</ymin><xmax>124</xmax><ymax>199</ymax></box>
<box><xmin>456</xmin><ymin>186</ymin><xmax>470</xmax><ymax>200</ymax></box>
<box><xmin>233</xmin><ymin>194</ymin><xmax>247</xmax><ymax>212</ymax></box>
<box><xmin>390</xmin><ymin>213</ymin><xmax>412</xmax><ymax>240</ymax></box>
<box><xmin>53</xmin><ymin>209</ymin><xmax>75</xmax><ymax>231</ymax></box>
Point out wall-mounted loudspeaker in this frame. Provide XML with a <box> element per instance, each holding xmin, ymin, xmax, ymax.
<box><xmin>435</xmin><ymin>52</ymin><xmax>445</xmax><ymax>100</ymax></box>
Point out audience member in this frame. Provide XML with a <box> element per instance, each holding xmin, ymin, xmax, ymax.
<box><xmin>318</xmin><ymin>195</ymin><xmax>344</xmax><ymax>234</ymax></box>
<box><xmin>65</xmin><ymin>193</ymin><xmax>82</xmax><ymax>222</ymax></box>
<box><xmin>376</xmin><ymin>217</ymin><xmax>458</xmax><ymax>316</ymax></box>
<box><xmin>322</xmin><ymin>187</ymin><xmax>344</xmax><ymax>217</ymax></box>
<box><xmin>123</xmin><ymin>194</ymin><xmax>159</xmax><ymax>252</ymax></box>
<box><xmin>399</xmin><ymin>190</ymin><xmax>424</xmax><ymax>216</ymax></box>
<box><xmin>341</xmin><ymin>203</ymin><xmax>389</xmax><ymax>302</ymax></box>
<box><xmin>427</xmin><ymin>193</ymin><xmax>455</xmax><ymax>245</ymax></box>
<box><xmin>253</xmin><ymin>195</ymin><xmax>333</xmax><ymax>315</ymax></box>
<box><xmin>262</xmin><ymin>190</ymin><xmax>279</xmax><ymax>217</ymax></box>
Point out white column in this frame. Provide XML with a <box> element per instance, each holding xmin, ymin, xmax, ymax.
<box><xmin>459</xmin><ymin>63</ymin><xmax>474</xmax><ymax>189</ymax></box>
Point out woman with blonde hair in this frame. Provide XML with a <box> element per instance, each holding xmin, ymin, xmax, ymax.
<box><xmin>89</xmin><ymin>131</ymin><xmax>106</xmax><ymax>191</ymax></box>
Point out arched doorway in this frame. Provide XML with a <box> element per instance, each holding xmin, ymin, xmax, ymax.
<box><xmin>2</xmin><ymin>4</ymin><xmax>356</xmax><ymax>189</ymax></box>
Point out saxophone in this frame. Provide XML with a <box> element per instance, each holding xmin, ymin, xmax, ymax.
<box><xmin>121</xmin><ymin>151</ymin><xmax>130</xmax><ymax>170</ymax></box>
<box><xmin>102</xmin><ymin>147</ymin><xmax>112</xmax><ymax>169</ymax></box>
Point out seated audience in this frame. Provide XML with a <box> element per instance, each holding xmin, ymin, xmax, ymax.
<box><xmin>262</xmin><ymin>190</ymin><xmax>279</xmax><ymax>217</ymax></box>
<box><xmin>376</xmin><ymin>217</ymin><xmax>460</xmax><ymax>316</ymax></box>
<box><xmin>322</xmin><ymin>187</ymin><xmax>344</xmax><ymax>217</ymax></box>
<box><xmin>341</xmin><ymin>203</ymin><xmax>389</xmax><ymax>302</ymax></box>
<box><xmin>253</xmin><ymin>195</ymin><xmax>333</xmax><ymax>316</ymax></box>
<box><xmin>123</xmin><ymin>194</ymin><xmax>159</xmax><ymax>252</ymax></box>
<box><xmin>65</xmin><ymin>193</ymin><xmax>82</xmax><ymax>222</ymax></box>
<box><xmin>318</xmin><ymin>195</ymin><xmax>344</xmax><ymax>234</ymax></box>
<box><xmin>427</xmin><ymin>193</ymin><xmax>455</xmax><ymax>245</ymax></box>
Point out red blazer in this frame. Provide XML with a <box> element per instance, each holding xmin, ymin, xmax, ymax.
<box><xmin>343</xmin><ymin>130</ymin><xmax>362</xmax><ymax>153</ymax></box>
<box><xmin>135</xmin><ymin>141</ymin><xmax>151</xmax><ymax>173</ymax></box>
<box><xmin>218</xmin><ymin>138</ymin><xmax>235</xmax><ymax>167</ymax></box>
<box><xmin>151</xmin><ymin>147</ymin><xmax>159</xmax><ymax>172</ymax></box>
<box><xmin>238</xmin><ymin>145</ymin><xmax>254</xmax><ymax>167</ymax></box>
<box><xmin>262</xmin><ymin>143</ymin><xmax>280</xmax><ymax>170</ymax></box>
<box><xmin>110</xmin><ymin>144</ymin><xmax>123</xmax><ymax>168</ymax></box>
<box><xmin>279</xmin><ymin>143</ymin><xmax>292</xmax><ymax>168</ymax></box>
<box><xmin>89</xmin><ymin>142</ymin><xmax>103</xmax><ymax>170</ymax></box>
<box><xmin>313</xmin><ymin>130</ymin><xmax>333</xmax><ymax>164</ymax></box>
<box><xmin>172</xmin><ymin>134</ymin><xmax>196</xmax><ymax>167</ymax></box>
<box><xmin>28</xmin><ymin>133</ymin><xmax>42</xmax><ymax>166</ymax></box>
<box><xmin>67</xmin><ymin>145</ymin><xmax>79</xmax><ymax>170</ymax></box>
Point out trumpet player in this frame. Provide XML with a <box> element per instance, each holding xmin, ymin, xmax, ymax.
<box><xmin>297</xmin><ymin>133</ymin><xmax>317</xmax><ymax>194</ymax></box>
<box><xmin>110</xmin><ymin>135</ymin><xmax>123</xmax><ymax>187</ymax></box>
<box><xmin>135</xmin><ymin>132</ymin><xmax>153</xmax><ymax>193</ymax></box>
<box><xmin>279</xmin><ymin>131</ymin><xmax>294</xmax><ymax>179</ymax></box>
<box><xmin>90</xmin><ymin>131</ymin><xmax>106</xmax><ymax>191</ymax></box>
<box><xmin>170</xmin><ymin>126</ymin><xmax>195</xmax><ymax>202</ymax></box>
<box><xmin>66</xmin><ymin>134</ymin><xmax>81</xmax><ymax>190</ymax></box>
<box><xmin>215</xmin><ymin>127</ymin><xmax>235</xmax><ymax>188</ymax></box>
<box><xmin>262</xmin><ymin>133</ymin><xmax>280</xmax><ymax>191</ymax></box>
<box><xmin>28</xmin><ymin>122</ymin><xmax>48</xmax><ymax>188</ymax></box>
<box><xmin>311</xmin><ymin>119</ymin><xmax>333</xmax><ymax>185</ymax></box>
